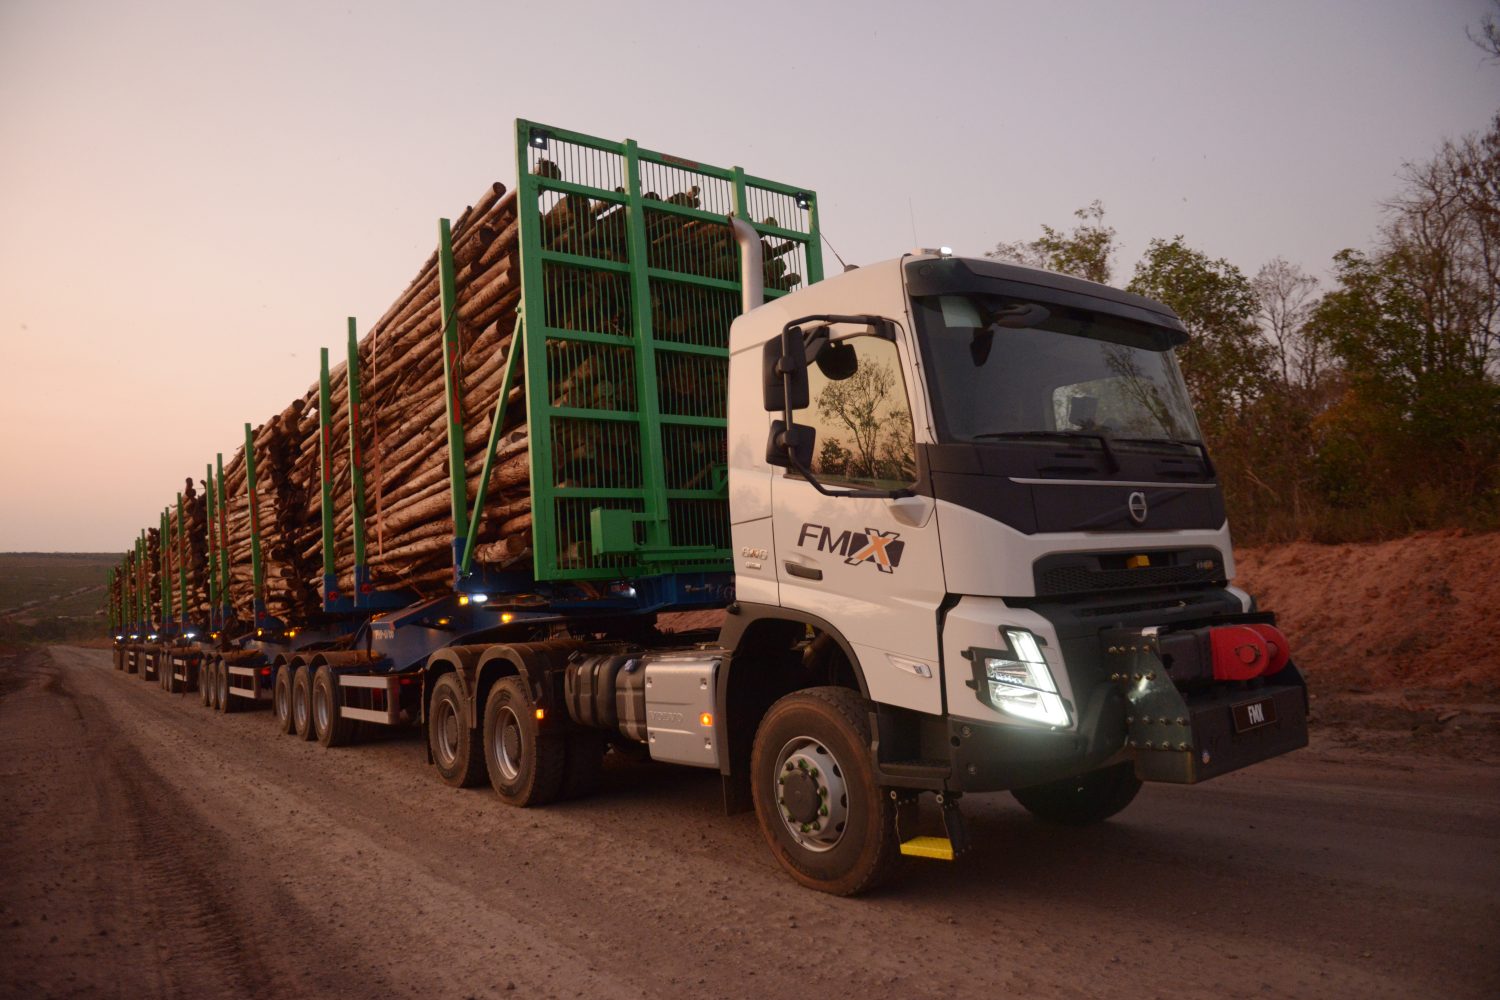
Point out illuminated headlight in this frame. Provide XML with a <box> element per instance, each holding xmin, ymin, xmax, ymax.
<box><xmin>185</xmin><ymin>632</ymin><xmax>197</xmax><ymax>639</ymax></box>
<box><xmin>115</xmin><ymin>634</ymin><xmax>124</xmax><ymax>641</ymax></box>
<box><xmin>148</xmin><ymin>633</ymin><xmax>158</xmax><ymax>641</ymax></box>
<box><xmin>974</xmin><ymin>630</ymin><xmax>1070</xmax><ymax>727</ymax></box>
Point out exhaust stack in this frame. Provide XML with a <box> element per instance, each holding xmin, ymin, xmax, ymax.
<box><xmin>728</xmin><ymin>214</ymin><xmax>764</xmax><ymax>315</ymax></box>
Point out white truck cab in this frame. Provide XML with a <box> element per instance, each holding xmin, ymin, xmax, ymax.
<box><xmin>710</xmin><ymin>248</ymin><xmax>1307</xmax><ymax>892</ymax></box>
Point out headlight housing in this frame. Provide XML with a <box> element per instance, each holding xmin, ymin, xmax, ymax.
<box><xmin>971</xmin><ymin>629</ymin><xmax>1070</xmax><ymax>728</ymax></box>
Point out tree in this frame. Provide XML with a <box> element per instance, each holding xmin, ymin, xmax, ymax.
<box><xmin>987</xmin><ymin>201</ymin><xmax>1118</xmax><ymax>284</ymax></box>
<box><xmin>1470</xmin><ymin>0</ymin><xmax>1500</xmax><ymax>60</ymax></box>
<box><xmin>1252</xmin><ymin>257</ymin><xmax>1323</xmax><ymax>387</ymax></box>
<box><xmin>1126</xmin><ymin>237</ymin><xmax>1272</xmax><ymax>436</ymax></box>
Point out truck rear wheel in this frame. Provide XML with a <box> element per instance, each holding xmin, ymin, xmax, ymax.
<box><xmin>292</xmin><ymin>666</ymin><xmax>315</xmax><ymax>740</ymax></box>
<box><xmin>429</xmin><ymin>673</ymin><xmax>484</xmax><ymax>787</ymax></box>
<box><xmin>313</xmin><ymin>666</ymin><xmax>356</xmax><ymax>748</ymax></box>
<box><xmin>1011</xmin><ymin>762</ymin><xmax>1142</xmax><ymax>826</ymax></box>
<box><xmin>750</xmin><ymin>687</ymin><xmax>898</xmax><ymax>896</ymax></box>
<box><xmin>273</xmin><ymin>667</ymin><xmax>294</xmax><ymax>733</ymax></box>
<box><xmin>201</xmin><ymin>660</ymin><xmax>215</xmax><ymax>708</ymax></box>
<box><xmin>482</xmin><ymin>676</ymin><xmax>564</xmax><ymax>807</ymax></box>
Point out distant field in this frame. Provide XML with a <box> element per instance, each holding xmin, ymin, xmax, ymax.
<box><xmin>0</xmin><ymin>552</ymin><xmax>116</xmax><ymax>643</ymax></box>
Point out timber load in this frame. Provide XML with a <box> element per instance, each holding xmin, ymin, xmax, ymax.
<box><xmin>204</xmin><ymin>167</ymin><xmax>802</xmax><ymax>625</ymax></box>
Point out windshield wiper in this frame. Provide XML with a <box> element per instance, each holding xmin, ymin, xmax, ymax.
<box><xmin>1117</xmin><ymin>436</ymin><xmax>1216</xmax><ymax>478</ymax></box>
<box><xmin>972</xmin><ymin>430</ymin><xmax>1120</xmax><ymax>473</ymax></box>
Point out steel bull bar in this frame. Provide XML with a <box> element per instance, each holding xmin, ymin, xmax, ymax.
<box><xmin>1103</xmin><ymin>623</ymin><xmax>1309</xmax><ymax>784</ymax></box>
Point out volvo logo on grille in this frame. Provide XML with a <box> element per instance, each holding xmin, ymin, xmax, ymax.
<box><xmin>1127</xmin><ymin>491</ymin><xmax>1149</xmax><ymax>524</ymax></box>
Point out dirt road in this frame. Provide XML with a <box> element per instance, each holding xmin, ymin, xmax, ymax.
<box><xmin>2</xmin><ymin>646</ymin><xmax>1496</xmax><ymax>999</ymax></box>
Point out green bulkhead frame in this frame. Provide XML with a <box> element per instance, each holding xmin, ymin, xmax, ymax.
<box><xmin>512</xmin><ymin>119</ymin><xmax>822</xmax><ymax>581</ymax></box>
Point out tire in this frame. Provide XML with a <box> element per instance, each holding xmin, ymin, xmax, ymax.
<box><xmin>166</xmin><ymin>656</ymin><xmax>182</xmax><ymax>694</ymax></box>
<box><xmin>428</xmin><ymin>673</ymin><xmax>484</xmax><ymax>787</ymax></box>
<box><xmin>292</xmin><ymin>666</ymin><xmax>315</xmax><ymax>740</ymax></box>
<box><xmin>1011</xmin><ymin>761</ymin><xmax>1142</xmax><ymax>826</ymax></box>
<box><xmin>313</xmin><ymin>666</ymin><xmax>356</xmax><ymax>748</ymax></box>
<box><xmin>560</xmin><ymin>733</ymin><xmax>605</xmax><ymax>800</ymax></box>
<box><xmin>273</xmin><ymin>666</ymin><xmax>295</xmax><ymax>734</ymax></box>
<box><xmin>218</xmin><ymin>660</ymin><xmax>236</xmax><ymax>714</ymax></box>
<box><xmin>201</xmin><ymin>660</ymin><xmax>215</xmax><ymax>708</ymax></box>
<box><xmin>750</xmin><ymin>686</ymin><xmax>898</xmax><ymax>896</ymax></box>
<box><xmin>482</xmin><ymin>676</ymin><xmax>565</xmax><ymax>807</ymax></box>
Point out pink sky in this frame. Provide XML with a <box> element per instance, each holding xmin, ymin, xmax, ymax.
<box><xmin>1</xmin><ymin>0</ymin><xmax>1495</xmax><ymax>551</ymax></box>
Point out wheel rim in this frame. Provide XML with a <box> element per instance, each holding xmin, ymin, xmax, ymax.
<box><xmin>772</xmin><ymin>736</ymin><xmax>851</xmax><ymax>853</ymax></box>
<box><xmin>315</xmin><ymin>684</ymin><xmax>330</xmax><ymax>733</ymax></box>
<box><xmin>219</xmin><ymin>668</ymin><xmax>229</xmax><ymax>705</ymax></box>
<box><xmin>433</xmin><ymin>697</ymin><xmax>459</xmax><ymax>768</ymax></box>
<box><xmin>275</xmin><ymin>675</ymin><xmax>288</xmax><ymax>721</ymax></box>
<box><xmin>294</xmin><ymin>681</ymin><xmax>307</xmax><ymax>730</ymax></box>
<box><xmin>492</xmin><ymin>706</ymin><xmax>523</xmax><ymax>782</ymax></box>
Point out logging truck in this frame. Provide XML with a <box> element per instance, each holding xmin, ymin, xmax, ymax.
<box><xmin>108</xmin><ymin>120</ymin><xmax>1308</xmax><ymax>895</ymax></box>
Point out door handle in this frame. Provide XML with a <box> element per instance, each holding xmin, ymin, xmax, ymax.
<box><xmin>783</xmin><ymin>561</ymin><xmax>823</xmax><ymax>581</ymax></box>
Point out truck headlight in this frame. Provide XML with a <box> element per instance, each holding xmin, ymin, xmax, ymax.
<box><xmin>973</xmin><ymin>630</ymin><xmax>1070</xmax><ymax>727</ymax></box>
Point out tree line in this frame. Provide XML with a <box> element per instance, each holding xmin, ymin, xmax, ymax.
<box><xmin>988</xmin><ymin>111</ymin><xmax>1499</xmax><ymax>544</ymax></box>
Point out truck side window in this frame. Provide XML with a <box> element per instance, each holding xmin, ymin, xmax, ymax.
<box><xmin>800</xmin><ymin>336</ymin><xmax>918</xmax><ymax>490</ymax></box>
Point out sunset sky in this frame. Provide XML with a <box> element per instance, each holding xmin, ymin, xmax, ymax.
<box><xmin>1</xmin><ymin>0</ymin><xmax>1495</xmax><ymax>552</ymax></box>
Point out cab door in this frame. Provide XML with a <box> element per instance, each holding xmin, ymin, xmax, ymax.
<box><xmin>770</xmin><ymin>328</ymin><xmax>945</xmax><ymax>715</ymax></box>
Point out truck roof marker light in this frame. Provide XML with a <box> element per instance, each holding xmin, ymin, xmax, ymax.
<box><xmin>939</xmin><ymin>246</ymin><xmax>953</xmax><ymax>256</ymax></box>
<box><xmin>700</xmin><ymin>712</ymin><xmax>713</xmax><ymax>727</ymax></box>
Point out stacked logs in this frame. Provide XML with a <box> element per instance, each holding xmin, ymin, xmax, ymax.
<box><xmin>207</xmin><ymin>166</ymin><xmax>802</xmax><ymax>625</ymax></box>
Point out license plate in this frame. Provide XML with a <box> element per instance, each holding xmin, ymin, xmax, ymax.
<box><xmin>1232</xmin><ymin>697</ymin><xmax>1278</xmax><ymax>733</ymax></box>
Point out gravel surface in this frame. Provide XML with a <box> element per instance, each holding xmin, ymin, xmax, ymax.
<box><xmin>2</xmin><ymin>645</ymin><xmax>1497</xmax><ymax>999</ymax></box>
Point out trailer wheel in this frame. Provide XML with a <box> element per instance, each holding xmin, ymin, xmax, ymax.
<box><xmin>292</xmin><ymin>666</ymin><xmax>315</xmax><ymax>740</ymax></box>
<box><xmin>218</xmin><ymin>660</ymin><xmax>237</xmax><ymax>714</ymax></box>
<box><xmin>426</xmin><ymin>674</ymin><xmax>483</xmax><ymax>787</ymax></box>
<box><xmin>273</xmin><ymin>667</ymin><xmax>295</xmax><ymax>734</ymax></box>
<box><xmin>482</xmin><ymin>676</ymin><xmax>564</xmax><ymax>807</ymax></box>
<box><xmin>201</xmin><ymin>660</ymin><xmax>215</xmax><ymax>708</ymax></box>
<box><xmin>313</xmin><ymin>666</ymin><xmax>356</xmax><ymax>748</ymax></box>
<box><xmin>751</xmin><ymin>686</ymin><xmax>898</xmax><ymax>896</ymax></box>
<box><xmin>1011</xmin><ymin>762</ymin><xmax>1142</xmax><ymax>826</ymax></box>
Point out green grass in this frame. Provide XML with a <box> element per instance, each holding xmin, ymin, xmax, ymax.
<box><xmin>0</xmin><ymin>552</ymin><xmax>118</xmax><ymax>643</ymax></box>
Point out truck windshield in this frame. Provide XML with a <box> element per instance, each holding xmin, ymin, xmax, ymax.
<box><xmin>909</xmin><ymin>293</ymin><xmax>1202</xmax><ymax>446</ymax></box>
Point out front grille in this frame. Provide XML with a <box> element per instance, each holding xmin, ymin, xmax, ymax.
<box><xmin>1034</xmin><ymin>548</ymin><xmax>1224</xmax><ymax>597</ymax></box>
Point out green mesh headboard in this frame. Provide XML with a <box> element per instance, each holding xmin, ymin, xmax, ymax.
<box><xmin>514</xmin><ymin>119</ymin><xmax>821</xmax><ymax>581</ymax></box>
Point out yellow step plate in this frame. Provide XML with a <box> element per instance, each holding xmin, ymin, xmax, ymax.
<box><xmin>899</xmin><ymin>836</ymin><xmax>955</xmax><ymax>861</ymax></box>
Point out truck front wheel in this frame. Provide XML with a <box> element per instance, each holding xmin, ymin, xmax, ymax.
<box><xmin>750</xmin><ymin>687</ymin><xmax>898</xmax><ymax>896</ymax></box>
<box><xmin>1011</xmin><ymin>761</ymin><xmax>1142</xmax><ymax>826</ymax></box>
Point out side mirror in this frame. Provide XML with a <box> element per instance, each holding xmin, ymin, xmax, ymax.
<box><xmin>762</xmin><ymin>336</ymin><xmax>809</xmax><ymax>412</ymax></box>
<box><xmin>766</xmin><ymin>420</ymin><xmax>815</xmax><ymax>469</ymax></box>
